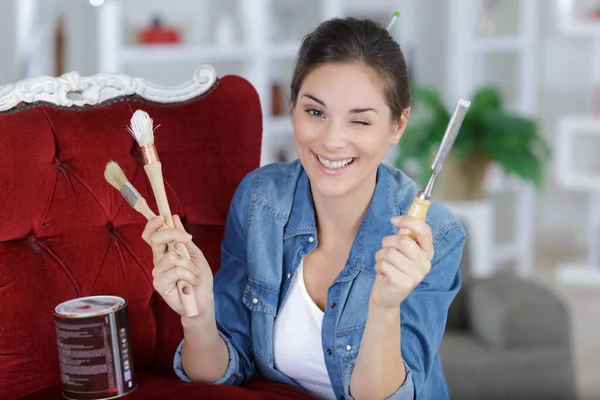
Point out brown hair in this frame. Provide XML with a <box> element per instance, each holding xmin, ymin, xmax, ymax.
<box><xmin>290</xmin><ymin>17</ymin><xmax>411</xmax><ymax>121</ymax></box>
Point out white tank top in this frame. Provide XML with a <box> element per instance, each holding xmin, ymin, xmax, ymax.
<box><xmin>273</xmin><ymin>259</ymin><xmax>337</xmax><ymax>400</ymax></box>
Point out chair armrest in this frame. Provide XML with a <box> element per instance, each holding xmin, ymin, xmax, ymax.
<box><xmin>468</xmin><ymin>272</ymin><xmax>571</xmax><ymax>349</ymax></box>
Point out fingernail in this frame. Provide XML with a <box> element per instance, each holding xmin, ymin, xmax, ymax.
<box><xmin>391</xmin><ymin>216</ymin><xmax>401</xmax><ymax>223</ymax></box>
<box><xmin>186</xmin><ymin>234</ymin><xmax>193</xmax><ymax>240</ymax></box>
<box><xmin>195</xmin><ymin>267</ymin><xmax>201</xmax><ymax>275</ymax></box>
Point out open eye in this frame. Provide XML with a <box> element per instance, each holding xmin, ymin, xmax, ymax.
<box><xmin>305</xmin><ymin>108</ymin><xmax>324</xmax><ymax>118</ymax></box>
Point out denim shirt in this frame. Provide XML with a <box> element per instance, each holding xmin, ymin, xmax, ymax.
<box><xmin>174</xmin><ymin>160</ymin><xmax>466</xmax><ymax>400</ymax></box>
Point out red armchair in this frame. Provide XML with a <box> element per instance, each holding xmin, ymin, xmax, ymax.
<box><xmin>0</xmin><ymin>66</ymin><xmax>312</xmax><ymax>399</ymax></box>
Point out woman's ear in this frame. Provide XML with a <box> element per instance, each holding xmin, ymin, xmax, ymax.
<box><xmin>391</xmin><ymin>107</ymin><xmax>411</xmax><ymax>146</ymax></box>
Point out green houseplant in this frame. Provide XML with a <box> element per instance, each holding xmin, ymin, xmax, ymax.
<box><xmin>395</xmin><ymin>86</ymin><xmax>551</xmax><ymax>201</ymax></box>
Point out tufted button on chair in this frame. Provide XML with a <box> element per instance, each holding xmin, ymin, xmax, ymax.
<box><xmin>0</xmin><ymin>65</ymin><xmax>314</xmax><ymax>400</ymax></box>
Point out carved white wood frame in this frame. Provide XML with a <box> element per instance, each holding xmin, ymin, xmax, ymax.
<box><xmin>0</xmin><ymin>64</ymin><xmax>217</xmax><ymax>112</ymax></box>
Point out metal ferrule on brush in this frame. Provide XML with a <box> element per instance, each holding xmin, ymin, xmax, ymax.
<box><xmin>120</xmin><ymin>182</ymin><xmax>142</xmax><ymax>208</ymax></box>
<box><xmin>140</xmin><ymin>144</ymin><xmax>160</xmax><ymax>165</ymax></box>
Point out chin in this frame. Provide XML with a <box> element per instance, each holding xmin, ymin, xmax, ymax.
<box><xmin>309</xmin><ymin>177</ymin><xmax>356</xmax><ymax>199</ymax></box>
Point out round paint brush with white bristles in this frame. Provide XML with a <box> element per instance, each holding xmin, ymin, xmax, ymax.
<box><xmin>128</xmin><ymin>110</ymin><xmax>198</xmax><ymax>318</ymax></box>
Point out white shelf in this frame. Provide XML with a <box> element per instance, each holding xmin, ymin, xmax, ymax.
<box><xmin>474</xmin><ymin>35</ymin><xmax>525</xmax><ymax>52</ymax></box>
<box><xmin>560</xmin><ymin>19</ymin><xmax>600</xmax><ymax>36</ymax></box>
<box><xmin>446</xmin><ymin>200</ymin><xmax>495</xmax><ymax>279</ymax></box>
<box><xmin>99</xmin><ymin>0</ymin><xmax>416</xmax><ymax>165</ymax></box>
<box><xmin>556</xmin><ymin>116</ymin><xmax>600</xmax><ymax>191</ymax></box>
<box><xmin>556</xmin><ymin>263</ymin><xmax>600</xmax><ymax>286</ymax></box>
<box><xmin>121</xmin><ymin>44</ymin><xmax>252</xmax><ymax>64</ymax></box>
<box><xmin>556</xmin><ymin>0</ymin><xmax>600</xmax><ymax>37</ymax></box>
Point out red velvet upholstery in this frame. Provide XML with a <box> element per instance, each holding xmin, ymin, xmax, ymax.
<box><xmin>0</xmin><ymin>75</ymin><xmax>313</xmax><ymax>399</ymax></box>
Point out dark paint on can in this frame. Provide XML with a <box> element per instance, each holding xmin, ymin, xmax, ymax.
<box><xmin>53</xmin><ymin>296</ymin><xmax>136</xmax><ymax>400</ymax></box>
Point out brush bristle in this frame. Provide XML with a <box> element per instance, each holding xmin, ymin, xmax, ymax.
<box><xmin>104</xmin><ymin>161</ymin><xmax>128</xmax><ymax>191</ymax></box>
<box><xmin>128</xmin><ymin>110</ymin><xmax>155</xmax><ymax>147</ymax></box>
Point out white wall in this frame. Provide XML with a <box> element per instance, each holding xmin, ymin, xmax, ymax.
<box><xmin>536</xmin><ymin>4</ymin><xmax>593</xmax><ymax>250</ymax></box>
<box><xmin>0</xmin><ymin>0</ymin><xmax>592</xmax><ymax>252</ymax></box>
<box><xmin>57</xmin><ymin>0</ymin><xmax>98</xmax><ymax>76</ymax></box>
<box><xmin>411</xmin><ymin>1</ymin><xmax>592</xmax><ymax>251</ymax></box>
<box><xmin>0</xmin><ymin>0</ymin><xmax>17</xmax><ymax>85</ymax></box>
<box><xmin>413</xmin><ymin>0</ymin><xmax>448</xmax><ymax>90</ymax></box>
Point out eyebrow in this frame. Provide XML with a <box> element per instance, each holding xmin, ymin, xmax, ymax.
<box><xmin>301</xmin><ymin>94</ymin><xmax>378</xmax><ymax>114</ymax></box>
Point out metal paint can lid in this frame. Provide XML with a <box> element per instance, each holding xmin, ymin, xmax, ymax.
<box><xmin>54</xmin><ymin>295</ymin><xmax>126</xmax><ymax>318</ymax></box>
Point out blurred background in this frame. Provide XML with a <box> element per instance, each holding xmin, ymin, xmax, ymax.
<box><xmin>1</xmin><ymin>0</ymin><xmax>599</xmax><ymax>398</ymax></box>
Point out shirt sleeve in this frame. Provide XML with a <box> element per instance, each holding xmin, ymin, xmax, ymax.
<box><xmin>344</xmin><ymin>360</ymin><xmax>414</xmax><ymax>400</ymax></box>
<box><xmin>173</xmin><ymin>330</ymin><xmax>245</xmax><ymax>385</ymax></box>
<box><xmin>392</xmin><ymin>224</ymin><xmax>466</xmax><ymax>399</ymax></box>
<box><xmin>344</xmin><ymin>224</ymin><xmax>465</xmax><ymax>400</ymax></box>
<box><xmin>172</xmin><ymin>172</ymin><xmax>256</xmax><ymax>386</ymax></box>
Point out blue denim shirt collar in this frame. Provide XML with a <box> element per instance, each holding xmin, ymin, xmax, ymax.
<box><xmin>283</xmin><ymin>164</ymin><xmax>401</xmax><ymax>278</ymax></box>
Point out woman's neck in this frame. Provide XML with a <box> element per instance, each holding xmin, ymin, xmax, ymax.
<box><xmin>311</xmin><ymin>176</ymin><xmax>377</xmax><ymax>247</ymax></box>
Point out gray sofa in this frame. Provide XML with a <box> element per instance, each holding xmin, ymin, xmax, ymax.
<box><xmin>440</xmin><ymin>238</ymin><xmax>577</xmax><ymax>400</ymax></box>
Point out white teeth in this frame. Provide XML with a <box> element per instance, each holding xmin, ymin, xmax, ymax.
<box><xmin>317</xmin><ymin>154</ymin><xmax>353</xmax><ymax>169</ymax></box>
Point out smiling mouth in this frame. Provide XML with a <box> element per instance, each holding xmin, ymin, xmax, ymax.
<box><xmin>311</xmin><ymin>151</ymin><xmax>357</xmax><ymax>170</ymax></box>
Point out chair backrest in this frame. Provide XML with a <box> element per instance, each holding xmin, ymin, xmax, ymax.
<box><xmin>0</xmin><ymin>65</ymin><xmax>262</xmax><ymax>399</ymax></box>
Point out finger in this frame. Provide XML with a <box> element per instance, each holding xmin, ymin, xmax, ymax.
<box><xmin>173</xmin><ymin>215</ymin><xmax>186</xmax><ymax>232</ymax></box>
<box><xmin>180</xmin><ymin>235</ymin><xmax>204</xmax><ymax>259</ymax></box>
<box><xmin>151</xmin><ymin>228</ymin><xmax>193</xmax><ymax>248</ymax></box>
<box><xmin>376</xmin><ymin>243</ymin><xmax>430</xmax><ymax>277</ymax></box>
<box><xmin>375</xmin><ymin>259</ymin><xmax>409</xmax><ymax>282</ymax></box>
<box><xmin>392</xmin><ymin>216</ymin><xmax>434</xmax><ymax>260</ymax></box>
<box><xmin>152</xmin><ymin>241</ymin><xmax>168</xmax><ymax>265</ymax></box>
<box><xmin>381</xmin><ymin>235</ymin><xmax>425</xmax><ymax>263</ymax></box>
<box><xmin>154</xmin><ymin>265</ymin><xmax>200</xmax><ymax>293</ymax></box>
<box><xmin>375</xmin><ymin>246</ymin><xmax>416</xmax><ymax>272</ymax></box>
<box><xmin>142</xmin><ymin>216</ymin><xmax>165</xmax><ymax>244</ymax></box>
<box><xmin>152</xmin><ymin>251</ymin><xmax>196</xmax><ymax>278</ymax></box>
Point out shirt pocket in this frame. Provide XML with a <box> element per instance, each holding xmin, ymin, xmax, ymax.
<box><xmin>242</xmin><ymin>279</ymin><xmax>279</xmax><ymax>362</ymax></box>
<box><xmin>336</xmin><ymin>323</ymin><xmax>365</xmax><ymax>362</ymax></box>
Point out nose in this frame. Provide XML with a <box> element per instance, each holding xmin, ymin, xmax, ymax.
<box><xmin>321</xmin><ymin>121</ymin><xmax>348</xmax><ymax>152</ymax></box>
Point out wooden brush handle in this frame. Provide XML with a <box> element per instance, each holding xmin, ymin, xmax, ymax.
<box><xmin>143</xmin><ymin>162</ymin><xmax>198</xmax><ymax>318</ymax></box>
<box><xmin>133</xmin><ymin>197</ymin><xmax>190</xmax><ymax>260</ymax></box>
<box><xmin>398</xmin><ymin>196</ymin><xmax>431</xmax><ymax>240</ymax></box>
<box><xmin>144</xmin><ymin>162</ymin><xmax>174</xmax><ymax>228</ymax></box>
<box><xmin>140</xmin><ymin>166</ymin><xmax>191</xmax><ymax>259</ymax></box>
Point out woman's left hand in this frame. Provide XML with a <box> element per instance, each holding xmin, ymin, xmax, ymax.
<box><xmin>370</xmin><ymin>216</ymin><xmax>435</xmax><ymax>310</ymax></box>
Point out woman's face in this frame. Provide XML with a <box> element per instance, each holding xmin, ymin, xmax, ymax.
<box><xmin>291</xmin><ymin>61</ymin><xmax>409</xmax><ymax>201</ymax></box>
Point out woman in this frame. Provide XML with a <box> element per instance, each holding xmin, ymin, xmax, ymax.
<box><xmin>143</xmin><ymin>17</ymin><xmax>466</xmax><ymax>400</ymax></box>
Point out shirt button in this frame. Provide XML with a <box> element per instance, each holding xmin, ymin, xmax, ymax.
<box><xmin>308</xmin><ymin>236</ymin><xmax>314</xmax><ymax>243</ymax></box>
<box><xmin>326</xmin><ymin>348</ymin><xmax>332</xmax><ymax>355</ymax></box>
<box><xmin>287</xmin><ymin>273</ymin><xmax>291</xmax><ymax>279</ymax></box>
<box><xmin>346</xmin><ymin>345</ymin><xmax>352</xmax><ymax>351</ymax></box>
<box><xmin>341</xmin><ymin>397</ymin><xmax>345</xmax><ymax>400</ymax></box>
<box><xmin>252</xmin><ymin>298</ymin><xmax>258</xmax><ymax>304</ymax></box>
<box><xmin>330</xmin><ymin>302</ymin><xmax>336</xmax><ymax>309</ymax></box>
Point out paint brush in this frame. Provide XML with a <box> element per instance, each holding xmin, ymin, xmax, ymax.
<box><xmin>398</xmin><ymin>99</ymin><xmax>471</xmax><ymax>239</ymax></box>
<box><xmin>104</xmin><ymin>161</ymin><xmax>196</xmax><ymax>287</ymax></box>
<box><xmin>128</xmin><ymin>110</ymin><xmax>198</xmax><ymax>317</ymax></box>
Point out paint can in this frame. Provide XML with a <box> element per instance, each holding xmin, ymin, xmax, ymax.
<box><xmin>53</xmin><ymin>295</ymin><xmax>136</xmax><ymax>400</ymax></box>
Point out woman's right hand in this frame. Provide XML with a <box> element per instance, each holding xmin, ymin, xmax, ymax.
<box><xmin>142</xmin><ymin>215</ymin><xmax>215</xmax><ymax>319</ymax></box>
